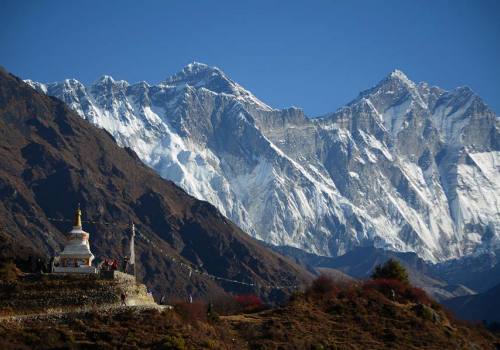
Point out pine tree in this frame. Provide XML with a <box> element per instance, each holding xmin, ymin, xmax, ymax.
<box><xmin>371</xmin><ymin>258</ymin><xmax>409</xmax><ymax>284</ymax></box>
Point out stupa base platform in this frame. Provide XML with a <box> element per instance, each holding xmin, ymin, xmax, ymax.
<box><xmin>0</xmin><ymin>272</ymin><xmax>158</xmax><ymax>317</ymax></box>
<box><xmin>53</xmin><ymin>266</ymin><xmax>98</xmax><ymax>274</ymax></box>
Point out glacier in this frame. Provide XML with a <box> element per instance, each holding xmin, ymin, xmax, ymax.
<box><xmin>25</xmin><ymin>63</ymin><xmax>500</xmax><ymax>262</ymax></box>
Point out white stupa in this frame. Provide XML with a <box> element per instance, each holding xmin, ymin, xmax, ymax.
<box><xmin>53</xmin><ymin>206</ymin><xmax>98</xmax><ymax>274</ymax></box>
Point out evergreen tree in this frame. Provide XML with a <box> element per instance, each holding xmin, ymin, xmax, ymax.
<box><xmin>371</xmin><ymin>258</ymin><xmax>409</xmax><ymax>284</ymax></box>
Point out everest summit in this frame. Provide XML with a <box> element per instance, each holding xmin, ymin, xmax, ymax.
<box><xmin>26</xmin><ymin>63</ymin><xmax>500</xmax><ymax>262</ymax></box>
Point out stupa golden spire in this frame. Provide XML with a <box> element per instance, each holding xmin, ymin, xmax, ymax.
<box><xmin>73</xmin><ymin>203</ymin><xmax>82</xmax><ymax>229</ymax></box>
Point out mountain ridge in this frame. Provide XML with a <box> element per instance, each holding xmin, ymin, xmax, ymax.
<box><xmin>26</xmin><ymin>63</ymin><xmax>500</xmax><ymax>263</ymax></box>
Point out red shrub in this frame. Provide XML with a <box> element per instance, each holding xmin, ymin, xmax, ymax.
<box><xmin>405</xmin><ymin>286</ymin><xmax>432</xmax><ymax>305</ymax></box>
<box><xmin>211</xmin><ymin>294</ymin><xmax>241</xmax><ymax>315</ymax></box>
<box><xmin>363</xmin><ymin>278</ymin><xmax>407</xmax><ymax>295</ymax></box>
<box><xmin>308</xmin><ymin>275</ymin><xmax>339</xmax><ymax>296</ymax></box>
<box><xmin>336</xmin><ymin>284</ymin><xmax>360</xmax><ymax>300</ymax></box>
<box><xmin>233</xmin><ymin>294</ymin><xmax>264</xmax><ymax>313</ymax></box>
<box><xmin>362</xmin><ymin>279</ymin><xmax>433</xmax><ymax>305</ymax></box>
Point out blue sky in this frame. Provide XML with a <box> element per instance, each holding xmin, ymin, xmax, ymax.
<box><xmin>1</xmin><ymin>0</ymin><xmax>499</xmax><ymax>116</ymax></box>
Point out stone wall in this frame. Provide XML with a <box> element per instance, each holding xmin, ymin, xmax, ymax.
<box><xmin>0</xmin><ymin>272</ymin><xmax>156</xmax><ymax>315</ymax></box>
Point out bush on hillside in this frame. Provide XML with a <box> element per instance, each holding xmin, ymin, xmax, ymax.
<box><xmin>363</xmin><ymin>278</ymin><xmax>433</xmax><ymax>305</ymax></box>
<box><xmin>408</xmin><ymin>286</ymin><xmax>433</xmax><ymax>305</ymax></box>
<box><xmin>0</xmin><ymin>262</ymin><xmax>22</xmax><ymax>283</ymax></box>
<box><xmin>363</xmin><ymin>278</ymin><xmax>407</xmax><ymax>298</ymax></box>
<box><xmin>210</xmin><ymin>294</ymin><xmax>266</xmax><ymax>315</ymax></box>
<box><xmin>308</xmin><ymin>275</ymin><xmax>340</xmax><ymax>296</ymax></box>
<box><xmin>412</xmin><ymin>303</ymin><xmax>441</xmax><ymax>323</ymax></box>
<box><xmin>154</xmin><ymin>335</ymin><xmax>186</xmax><ymax>350</ymax></box>
<box><xmin>211</xmin><ymin>295</ymin><xmax>240</xmax><ymax>315</ymax></box>
<box><xmin>233</xmin><ymin>294</ymin><xmax>264</xmax><ymax>313</ymax></box>
<box><xmin>371</xmin><ymin>259</ymin><xmax>409</xmax><ymax>284</ymax></box>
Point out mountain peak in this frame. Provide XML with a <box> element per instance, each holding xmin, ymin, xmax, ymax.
<box><xmin>164</xmin><ymin>62</ymin><xmax>229</xmax><ymax>88</ymax></box>
<box><xmin>352</xmin><ymin>69</ymin><xmax>419</xmax><ymax>107</ymax></box>
<box><xmin>92</xmin><ymin>75</ymin><xmax>129</xmax><ymax>90</ymax></box>
<box><xmin>386</xmin><ymin>69</ymin><xmax>415</xmax><ymax>87</ymax></box>
<box><xmin>162</xmin><ymin>63</ymin><xmax>273</xmax><ymax>110</ymax></box>
<box><xmin>62</xmin><ymin>78</ymin><xmax>85</xmax><ymax>89</ymax></box>
<box><xmin>96</xmin><ymin>75</ymin><xmax>115</xmax><ymax>84</ymax></box>
<box><xmin>184</xmin><ymin>61</ymin><xmax>222</xmax><ymax>75</ymax></box>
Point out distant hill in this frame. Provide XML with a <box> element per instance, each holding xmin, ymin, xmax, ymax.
<box><xmin>444</xmin><ymin>283</ymin><xmax>500</xmax><ymax>323</ymax></box>
<box><xmin>0</xmin><ymin>67</ymin><xmax>311</xmax><ymax>301</ymax></box>
<box><xmin>274</xmin><ymin>245</ymin><xmax>478</xmax><ymax>301</ymax></box>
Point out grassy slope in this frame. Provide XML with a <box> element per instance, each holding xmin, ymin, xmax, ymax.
<box><xmin>1</xmin><ymin>278</ymin><xmax>498</xmax><ymax>350</ymax></box>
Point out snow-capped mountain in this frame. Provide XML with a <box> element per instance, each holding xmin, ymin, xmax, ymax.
<box><xmin>26</xmin><ymin>63</ymin><xmax>500</xmax><ymax>262</ymax></box>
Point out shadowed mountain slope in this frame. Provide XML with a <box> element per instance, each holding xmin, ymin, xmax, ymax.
<box><xmin>444</xmin><ymin>282</ymin><xmax>500</xmax><ymax>323</ymax></box>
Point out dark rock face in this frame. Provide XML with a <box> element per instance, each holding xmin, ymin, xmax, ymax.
<box><xmin>0</xmin><ymin>67</ymin><xmax>311</xmax><ymax>301</ymax></box>
<box><xmin>26</xmin><ymin>64</ymin><xmax>500</xmax><ymax>262</ymax></box>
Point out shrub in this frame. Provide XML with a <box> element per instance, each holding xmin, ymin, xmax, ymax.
<box><xmin>371</xmin><ymin>259</ymin><xmax>409</xmax><ymax>284</ymax></box>
<box><xmin>155</xmin><ymin>335</ymin><xmax>185</xmax><ymax>350</ymax></box>
<box><xmin>210</xmin><ymin>294</ymin><xmax>266</xmax><ymax>315</ymax></box>
<box><xmin>336</xmin><ymin>283</ymin><xmax>360</xmax><ymax>300</ymax></box>
<box><xmin>412</xmin><ymin>303</ymin><xmax>440</xmax><ymax>323</ymax></box>
<box><xmin>211</xmin><ymin>294</ymin><xmax>241</xmax><ymax>315</ymax></box>
<box><xmin>363</xmin><ymin>278</ymin><xmax>407</xmax><ymax>299</ymax></box>
<box><xmin>0</xmin><ymin>262</ymin><xmax>22</xmax><ymax>283</ymax></box>
<box><xmin>207</xmin><ymin>302</ymin><xmax>220</xmax><ymax>322</ymax></box>
<box><xmin>382</xmin><ymin>328</ymin><xmax>397</xmax><ymax>342</ymax></box>
<box><xmin>363</xmin><ymin>279</ymin><xmax>433</xmax><ymax>305</ymax></box>
<box><xmin>405</xmin><ymin>286</ymin><xmax>432</xmax><ymax>305</ymax></box>
<box><xmin>289</xmin><ymin>290</ymin><xmax>304</xmax><ymax>302</ymax></box>
<box><xmin>308</xmin><ymin>275</ymin><xmax>338</xmax><ymax>296</ymax></box>
<box><xmin>233</xmin><ymin>294</ymin><xmax>264</xmax><ymax>313</ymax></box>
<box><xmin>201</xmin><ymin>339</ymin><xmax>219</xmax><ymax>349</ymax></box>
<box><xmin>326</xmin><ymin>302</ymin><xmax>348</xmax><ymax>316</ymax></box>
<box><xmin>0</xmin><ymin>307</ymin><xmax>14</xmax><ymax>317</ymax></box>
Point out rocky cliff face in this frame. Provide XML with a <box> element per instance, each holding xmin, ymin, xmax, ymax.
<box><xmin>26</xmin><ymin>63</ymin><xmax>500</xmax><ymax>262</ymax></box>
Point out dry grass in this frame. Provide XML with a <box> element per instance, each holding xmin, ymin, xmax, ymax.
<box><xmin>0</xmin><ymin>275</ymin><xmax>499</xmax><ymax>349</ymax></box>
<box><xmin>0</xmin><ymin>262</ymin><xmax>24</xmax><ymax>283</ymax></box>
